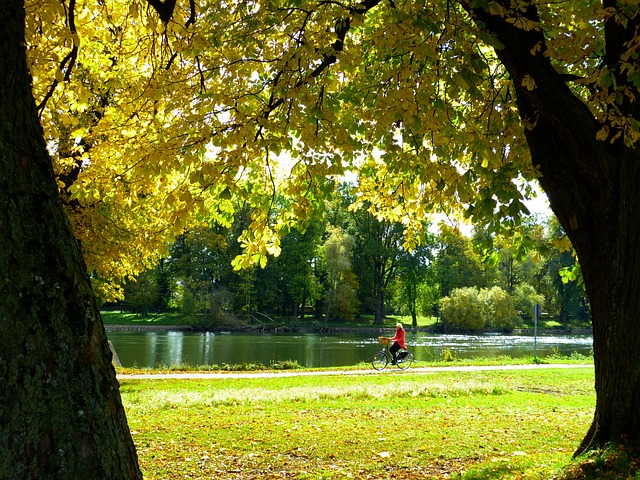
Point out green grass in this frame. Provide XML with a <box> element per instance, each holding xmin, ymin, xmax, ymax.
<box><xmin>102</xmin><ymin>310</ymin><xmax>589</xmax><ymax>332</ymax></box>
<box><xmin>101</xmin><ymin>310</ymin><xmax>187</xmax><ymax>325</ymax></box>
<box><xmin>101</xmin><ymin>310</ymin><xmax>441</xmax><ymax>329</ymax></box>
<box><xmin>120</xmin><ymin>366</ymin><xmax>596</xmax><ymax>479</ymax></box>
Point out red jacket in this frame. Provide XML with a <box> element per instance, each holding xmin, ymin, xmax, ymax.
<box><xmin>391</xmin><ymin>328</ymin><xmax>406</xmax><ymax>349</ymax></box>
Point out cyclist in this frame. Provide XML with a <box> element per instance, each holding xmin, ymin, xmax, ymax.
<box><xmin>389</xmin><ymin>322</ymin><xmax>406</xmax><ymax>364</ymax></box>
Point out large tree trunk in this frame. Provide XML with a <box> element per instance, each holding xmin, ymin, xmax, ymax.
<box><xmin>463</xmin><ymin>0</ymin><xmax>640</xmax><ymax>453</ymax></box>
<box><xmin>525</xmin><ymin>88</ymin><xmax>640</xmax><ymax>454</ymax></box>
<box><xmin>0</xmin><ymin>2</ymin><xmax>141</xmax><ymax>478</ymax></box>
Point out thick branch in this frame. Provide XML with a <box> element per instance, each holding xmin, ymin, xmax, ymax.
<box><xmin>458</xmin><ymin>0</ymin><xmax>604</xmax><ymax>197</ymax></box>
<box><xmin>185</xmin><ymin>0</ymin><xmax>197</xmax><ymax>29</ymax></box>
<box><xmin>146</xmin><ymin>0</ymin><xmax>178</xmax><ymax>24</ymax></box>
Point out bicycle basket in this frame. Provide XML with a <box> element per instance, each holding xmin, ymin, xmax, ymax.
<box><xmin>378</xmin><ymin>336</ymin><xmax>391</xmax><ymax>346</ymax></box>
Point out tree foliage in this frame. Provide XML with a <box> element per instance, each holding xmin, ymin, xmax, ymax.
<box><xmin>118</xmin><ymin>206</ymin><xmax>589</xmax><ymax>333</ymax></box>
<box><xmin>321</xmin><ymin>226</ymin><xmax>358</xmax><ymax>322</ymax></box>
<box><xmin>25</xmin><ymin>0</ymin><xmax>545</xmax><ymax>298</ymax></box>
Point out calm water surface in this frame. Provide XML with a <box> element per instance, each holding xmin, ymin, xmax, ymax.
<box><xmin>106</xmin><ymin>330</ymin><xmax>593</xmax><ymax>368</ymax></box>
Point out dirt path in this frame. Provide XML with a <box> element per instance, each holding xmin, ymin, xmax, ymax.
<box><xmin>117</xmin><ymin>363</ymin><xmax>592</xmax><ymax>380</ymax></box>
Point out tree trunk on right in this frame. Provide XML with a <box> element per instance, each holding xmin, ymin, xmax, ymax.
<box><xmin>463</xmin><ymin>0</ymin><xmax>640</xmax><ymax>453</ymax></box>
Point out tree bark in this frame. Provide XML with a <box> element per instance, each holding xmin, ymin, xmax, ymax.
<box><xmin>463</xmin><ymin>0</ymin><xmax>640</xmax><ymax>453</ymax></box>
<box><xmin>0</xmin><ymin>2</ymin><xmax>142</xmax><ymax>478</ymax></box>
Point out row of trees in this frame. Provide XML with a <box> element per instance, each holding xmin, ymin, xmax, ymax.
<box><xmin>116</xmin><ymin>192</ymin><xmax>589</xmax><ymax>331</ymax></box>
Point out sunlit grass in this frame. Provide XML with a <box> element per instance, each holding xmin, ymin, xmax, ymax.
<box><xmin>123</xmin><ymin>377</ymin><xmax>511</xmax><ymax>413</ymax></box>
<box><xmin>102</xmin><ymin>310</ymin><xmax>437</xmax><ymax>329</ymax></box>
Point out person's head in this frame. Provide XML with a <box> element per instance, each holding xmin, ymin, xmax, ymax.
<box><xmin>396</xmin><ymin>322</ymin><xmax>403</xmax><ymax>330</ymax></box>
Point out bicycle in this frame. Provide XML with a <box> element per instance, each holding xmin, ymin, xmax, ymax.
<box><xmin>372</xmin><ymin>336</ymin><xmax>414</xmax><ymax>371</ymax></box>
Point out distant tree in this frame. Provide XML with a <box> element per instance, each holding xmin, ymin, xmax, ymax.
<box><xmin>480</xmin><ymin>286</ymin><xmax>522</xmax><ymax>332</ymax></box>
<box><xmin>321</xmin><ymin>226</ymin><xmax>356</xmax><ymax>324</ymax></box>
<box><xmin>277</xmin><ymin>222</ymin><xmax>324</xmax><ymax>321</ymax></box>
<box><xmin>352</xmin><ymin>209</ymin><xmax>405</xmax><ymax>324</ymax></box>
<box><xmin>488</xmin><ymin>233</ymin><xmax>543</xmax><ymax>295</ymax></box>
<box><xmin>332</xmin><ymin>273</ymin><xmax>360</xmax><ymax>321</ymax></box>
<box><xmin>237</xmin><ymin>267</ymin><xmax>258</xmax><ymax>321</ymax></box>
<box><xmin>433</xmin><ymin>227</ymin><xmax>489</xmax><ymax>300</ymax></box>
<box><xmin>389</xmin><ymin>234</ymin><xmax>435</xmax><ymax>328</ymax></box>
<box><xmin>122</xmin><ymin>268</ymin><xmax>161</xmax><ymax>317</ymax></box>
<box><xmin>166</xmin><ymin>227</ymin><xmax>235</xmax><ymax>324</ymax></box>
<box><xmin>540</xmin><ymin>219</ymin><xmax>590</xmax><ymax>325</ymax></box>
<box><xmin>513</xmin><ymin>283</ymin><xmax>545</xmax><ymax>322</ymax></box>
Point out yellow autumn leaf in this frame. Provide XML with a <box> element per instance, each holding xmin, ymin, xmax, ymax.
<box><xmin>521</xmin><ymin>75</ymin><xmax>537</xmax><ymax>91</ymax></box>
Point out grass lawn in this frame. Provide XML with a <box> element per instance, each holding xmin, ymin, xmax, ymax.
<box><xmin>120</xmin><ymin>366</ymin><xmax>595</xmax><ymax>479</ymax></box>
<box><xmin>101</xmin><ymin>310</ymin><xmax>442</xmax><ymax>329</ymax></box>
<box><xmin>101</xmin><ymin>310</ymin><xmax>190</xmax><ymax>326</ymax></box>
<box><xmin>101</xmin><ymin>310</ymin><xmax>585</xmax><ymax>332</ymax></box>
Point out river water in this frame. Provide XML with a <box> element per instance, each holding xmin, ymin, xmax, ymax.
<box><xmin>106</xmin><ymin>330</ymin><xmax>593</xmax><ymax>368</ymax></box>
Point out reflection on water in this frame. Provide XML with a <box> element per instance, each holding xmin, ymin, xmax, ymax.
<box><xmin>107</xmin><ymin>330</ymin><xmax>593</xmax><ymax>369</ymax></box>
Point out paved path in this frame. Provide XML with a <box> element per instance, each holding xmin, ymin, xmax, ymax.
<box><xmin>117</xmin><ymin>363</ymin><xmax>593</xmax><ymax>380</ymax></box>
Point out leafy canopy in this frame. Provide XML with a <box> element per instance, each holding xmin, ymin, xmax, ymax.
<box><xmin>25</xmin><ymin>0</ymin><xmax>633</xmax><ymax>298</ymax></box>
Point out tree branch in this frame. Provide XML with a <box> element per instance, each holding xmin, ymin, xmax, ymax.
<box><xmin>185</xmin><ymin>0</ymin><xmax>197</xmax><ymax>29</ymax></box>
<box><xmin>37</xmin><ymin>0</ymin><xmax>78</xmax><ymax>116</ymax></box>
<box><xmin>263</xmin><ymin>0</ymin><xmax>383</xmax><ymax>121</ymax></box>
<box><xmin>146</xmin><ymin>0</ymin><xmax>178</xmax><ymax>24</ymax></box>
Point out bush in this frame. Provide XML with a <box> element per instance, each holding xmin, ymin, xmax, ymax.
<box><xmin>440</xmin><ymin>286</ymin><xmax>523</xmax><ymax>332</ymax></box>
<box><xmin>480</xmin><ymin>286</ymin><xmax>522</xmax><ymax>332</ymax></box>
<box><xmin>440</xmin><ymin>287</ymin><xmax>486</xmax><ymax>331</ymax></box>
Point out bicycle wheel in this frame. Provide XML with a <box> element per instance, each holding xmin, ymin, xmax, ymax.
<box><xmin>396</xmin><ymin>353</ymin><xmax>414</xmax><ymax>370</ymax></box>
<box><xmin>372</xmin><ymin>351</ymin><xmax>388</xmax><ymax>371</ymax></box>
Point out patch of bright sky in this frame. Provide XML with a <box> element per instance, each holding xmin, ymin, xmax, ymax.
<box><xmin>432</xmin><ymin>180</ymin><xmax>551</xmax><ymax>236</ymax></box>
<box><xmin>524</xmin><ymin>182</ymin><xmax>551</xmax><ymax>217</ymax></box>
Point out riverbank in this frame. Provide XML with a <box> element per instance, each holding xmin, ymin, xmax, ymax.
<box><xmin>101</xmin><ymin>309</ymin><xmax>592</xmax><ymax>335</ymax></box>
<box><xmin>104</xmin><ymin>322</ymin><xmax>592</xmax><ymax>336</ymax></box>
<box><xmin>107</xmin><ymin>327</ymin><xmax>593</xmax><ymax>370</ymax></box>
<box><xmin>117</xmin><ymin>362</ymin><xmax>593</xmax><ymax>379</ymax></box>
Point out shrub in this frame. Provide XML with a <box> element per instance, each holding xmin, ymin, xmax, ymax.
<box><xmin>440</xmin><ymin>287</ymin><xmax>486</xmax><ymax>331</ymax></box>
<box><xmin>480</xmin><ymin>286</ymin><xmax>522</xmax><ymax>332</ymax></box>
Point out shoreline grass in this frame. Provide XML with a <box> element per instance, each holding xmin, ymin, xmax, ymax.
<box><xmin>102</xmin><ymin>309</ymin><xmax>587</xmax><ymax>332</ymax></box>
<box><xmin>115</xmin><ymin>351</ymin><xmax>593</xmax><ymax>376</ymax></box>
<box><xmin>121</xmin><ymin>364</ymin><xmax>595</xmax><ymax>479</ymax></box>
